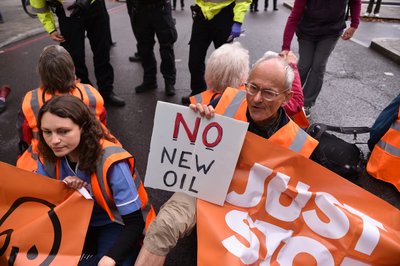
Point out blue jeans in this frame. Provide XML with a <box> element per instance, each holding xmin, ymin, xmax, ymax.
<box><xmin>79</xmin><ymin>223</ymin><xmax>138</xmax><ymax>266</ymax></box>
<box><xmin>298</xmin><ymin>36</ymin><xmax>339</xmax><ymax>107</ymax></box>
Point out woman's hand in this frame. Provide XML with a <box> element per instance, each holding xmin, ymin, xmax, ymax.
<box><xmin>98</xmin><ymin>255</ymin><xmax>116</xmax><ymax>266</ymax></box>
<box><xmin>62</xmin><ymin>176</ymin><xmax>87</xmax><ymax>190</ymax></box>
<box><xmin>341</xmin><ymin>27</ymin><xmax>356</xmax><ymax>40</ymax></box>
<box><xmin>189</xmin><ymin>103</ymin><xmax>215</xmax><ymax>119</ymax></box>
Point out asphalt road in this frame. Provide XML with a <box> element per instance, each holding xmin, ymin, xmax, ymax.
<box><xmin>0</xmin><ymin>1</ymin><xmax>399</xmax><ymax>265</ymax></box>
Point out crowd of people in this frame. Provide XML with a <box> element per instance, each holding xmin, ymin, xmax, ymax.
<box><xmin>4</xmin><ymin>0</ymin><xmax>399</xmax><ymax>265</ymax></box>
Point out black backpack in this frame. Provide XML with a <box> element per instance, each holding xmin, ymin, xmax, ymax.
<box><xmin>306</xmin><ymin>123</ymin><xmax>371</xmax><ymax>180</ymax></box>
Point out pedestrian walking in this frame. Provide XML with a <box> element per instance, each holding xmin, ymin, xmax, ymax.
<box><xmin>133</xmin><ymin>0</ymin><xmax>178</xmax><ymax>97</ymax></box>
<box><xmin>281</xmin><ymin>0</ymin><xmax>361</xmax><ymax>118</ymax></box>
<box><xmin>250</xmin><ymin>0</ymin><xmax>259</xmax><ymax>12</ymax></box>
<box><xmin>363</xmin><ymin>0</ymin><xmax>382</xmax><ymax>17</ymax></box>
<box><xmin>30</xmin><ymin>0</ymin><xmax>126</xmax><ymax>107</ymax></box>
<box><xmin>181</xmin><ymin>0</ymin><xmax>251</xmax><ymax>105</ymax></box>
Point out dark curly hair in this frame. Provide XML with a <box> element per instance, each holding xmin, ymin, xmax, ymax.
<box><xmin>37</xmin><ymin>95</ymin><xmax>115</xmax><ymax>174</ymax></box>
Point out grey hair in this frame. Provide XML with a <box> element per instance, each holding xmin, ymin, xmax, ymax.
<box><xmin>205</xmin><ymin>42</ymin><xmax>250</xmax><ymax>93</ymax></box>
<box><xmin>251</xmin><ymin>53</ymin><xmax>295</xmax><ymax>91</ymax></box>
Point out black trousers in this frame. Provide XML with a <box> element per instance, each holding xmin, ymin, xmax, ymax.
<box><xmin>188</xmin><ymin>4</ymin><xmax>234</xmax><ymax>95</ymax></box>
<box><xmin>126</xmin><ymin>0</ymin><xmax>139</xmax><ymax>53</ymax></box>
<box><xmin>135</xmin><ymin>2</ymin><xmax>177</xmax><ymax>86</ymax></box>
<box><xmin>56</xmin><ymin>0</ymin><xmax>114</xmax><ymax>96</ymax></box>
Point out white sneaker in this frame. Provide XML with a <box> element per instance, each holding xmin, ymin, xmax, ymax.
<box><xmin>303</xmin><ymin>106</ymin><xmax>311</xmax><ymax>119</ymax></box>
<box><xmin>374</xmin><ymin>13</ymin><xmax>380</xmax><ymax>17</ymax></box>
<box><xmin>363</xmin><ymin>12</ymin><xmax>370</xmax><ymax>17</ymax></box>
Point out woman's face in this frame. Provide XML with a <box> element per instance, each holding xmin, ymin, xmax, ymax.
<box><xmin>41</xmin><ymin>112</ymin><xmax>82</xmax><ymax>161</ymax></box>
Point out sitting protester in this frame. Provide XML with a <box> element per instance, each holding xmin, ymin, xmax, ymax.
<box><xmin>36</xmin><ymin>95</ymin><xmax>155</xmax><ymax>265</ymax></box>
<box><xmin>367</xmin><ymin>93</ymin><xmax>400</xmax><ymax>191</ymax></box>
<box><xmin>17</xmin><ymin>45</ymin><xmax>107</xmax><ymax>172</ymax></box>
<box><xmin>189</xmin><ymin>43</ymin><xmax>308</xmax><ymax>128</ymax></box>
<box><xmin>134</xmin><ymin>55</ymin><xmax>319</xmax><ymax>266</ymax></box>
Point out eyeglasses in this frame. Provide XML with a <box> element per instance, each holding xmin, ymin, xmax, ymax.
<box><xmin>245</xmin><ymin>82</ymin><xmax>288</xmax><ymax>101</ymax></box>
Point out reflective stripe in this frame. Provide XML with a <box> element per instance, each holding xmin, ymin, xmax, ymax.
<box><xmin>82</xmin><ymin>84</ymin><xmax>97</xmax><ymax>115</ymax></box>
<box><xmin>27</xmin><ymin>145</ymin><xmax>39</xmax><ymax>160</ymax></box>
<box><xmin>32</xmin><ymin>6</ymin><xmax>49</xmax><ymax>13</ymax></box>
<box><xmin>377</xmin><ymin>140</ymin><xmax>400</xmax><ymax>157</ymax></box>
<box><xmin>202</xmin><ymin>0</ymin><xmax>229</xmax><ymax>3</ymax></box>
<box><xmin>391</xmin><ymin>121</ymin><xmax>400</xmax><ymax>132</ymax></box>
<box><xmin>134</xmin><ymin>169</ymin><xmax>142</xmax><ymax>188</ymax></box>
<box><xmin>223</xmin><ymin>90</ymin><xmax>246</xmax><ymax>118</ymax></box>
<box><xmin>288</xmin><ymin>128</ymin><xmax>308</xmax><ymax>153</ymax></box>
<box><xmin>194</xmin><ymin>94</ymin><xmax>203</xmax><ymax>104</ymax></box>
<box><xmin>97</xmin><ymin>145</ymin><xmax>127</xmax><ymax>225</ymax></box>
<box><xmin>30</xmin><ymin>89</ymin><xmax>40</xmax><ymax>124</ymax></box>
<box><xmin>32</xmin><ymin>131</ymin><xmax>39</xmax><ymax>139</ymax></box>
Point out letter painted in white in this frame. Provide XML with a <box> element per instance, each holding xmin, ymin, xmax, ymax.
<box><xmin>303</xmin><ymin>192</ymin><xmax>349</xmax><ymax>239</ymax></box>
<box><xmin>266</xmin><ymin>171</ymin><xmax>312</xmax><ymax>222</ymax></box>
<box><xmin>226</xmin><ymin>163</ymin><xmax>273</xmax><ymax>208</ymax></box>
<box><xmin>277</xmin><ymin>236</ymin><xmax>334</xmax><ymax>266</ymax></box>
<box><xmin>342</xmin><ymin>204</ymin><xmax>386</xmax><ymax>256</ymax></box>
<box><xmin>222</xmin><ymin>210</ymin><xmax>259</xmax><ymax>264</ymax></box>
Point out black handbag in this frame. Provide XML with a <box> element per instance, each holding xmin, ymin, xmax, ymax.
<box><xmin>306</xmin><ymin>123</ymin><xmax>371</xmax><ymax>180</ymax></box>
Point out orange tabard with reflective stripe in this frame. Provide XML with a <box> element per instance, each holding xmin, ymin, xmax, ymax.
<box><xmin>367</xmin><ymin>107</ymin><xmax>400</xmax><ymax>191</ymax></box>
<box><xmin>50</xmin><ymin>140</ymin><xmax>156</xmax><ymax>230</ymax></box>
<box><xmin>17</xmin><ymin>83</ymin><xmax>105</xmax><ymax>172</ymax></box>
<box><xmin>190</xmin><ymin>90</ymin><xmax>221</xmax><ymax>105</ymax></box>
<box><xmin>214</xmin><ymin>87</ymin><xmax>318</xmax><ymax>157</ymax></box>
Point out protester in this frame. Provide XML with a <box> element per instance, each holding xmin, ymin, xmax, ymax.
<box><xmin>30</xmin><ymin>0</ymin><xmax>125</xmax><ymax>106</ymax></box>
<box><xmin>134</xmin><ymin>55</ymin><xmax>319</xmax><ymax>266</ymax></box>
<box><xmin>367</xmin><ymin>93</ymin><xmax>400</xmax><ymax>191</ymax></box>
<box><xmin>36</xmin><ymin>95</ymin><xmax>154</xmax><ymax>265</ymax></box>
<box><xmin>133</xmin><ymin>0</ymin><xmax>177</xmax><ymax>96</ymax></box>
<box><xmin>189</xmin><ymin>44</ymin><xmax>308</xmax><ymax>128</ymax></box>
<box><xmin>17</xmin><ymin>45</ymin><xmax>107</xmax><ymax>173</ymax></box>
<box><xmin>181</xmin><ymin>0</ymin><xmax>252</xmax><ymax>105</ymax></box>
<box><xmin>189</xmin><ymin>42</ymin><xmax>249</xmax><ymax>105</ymax></box>
<box><xmin>281</xmin><ymin>0</ymin><xmax>361</xmax><ymax>118</ymax></box>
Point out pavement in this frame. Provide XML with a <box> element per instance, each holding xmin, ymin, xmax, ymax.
<box><xmin>1</xmin><ymin>0</ymin><xmax>399</xmax><ymax>63</ymax></box>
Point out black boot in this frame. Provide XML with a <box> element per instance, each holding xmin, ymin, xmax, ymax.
<box><xmin>135</xmin><ymin>82</ymin><xmax>158</xmax><ymax>93</ymax></box>
<box><xmin>165</xmin><ymin>83</ymin><xmax>175</xmax><ymax>96</ymax></box>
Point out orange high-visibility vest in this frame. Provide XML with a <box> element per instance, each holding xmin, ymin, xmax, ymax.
<box><xmin>190</xmin><ymin>90</ymin><xmax>221</xmax><ymax>105</ymax></box>
<box><xmin>367</xmin><ymin>107</ymin><xmax>400</xmax><ymax>191</ymax></box>
<box><xmin>291</xmin><ymin>109</ymin><xmax>310</xmax><ymax>129</ymax></box>
<box><xmin>44</xmin><ymin>140</ymin><xmax>156</xmax><ymax>231</ymax></box>
<box><xmin>214</xmin><ymin>87</ymin><xmax>318</xmax><ymax>158</ymax></box>
<box><xmin>189</xmin><ymin>85</ymin><xmax>246</xmax><ymax>105</ymax></box>
<box><xmin>17</xmin><ymin>84</ymin><xmax>105</xmax><ymax>172</ymax></box>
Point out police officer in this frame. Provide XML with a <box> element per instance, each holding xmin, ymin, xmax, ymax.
<box><xmin>31</xmin><ymin>0</ymin><xmax>126</xmax><ymax>107</ymax></box>
<box><xmin>181</xmin><ymin>0</ymin><xmax>251</xmax><ymax>105</ymax></box>
<box><xmin>133</xmin><ymin>0</ymin><xmax>177</xmax><ymax>97</ymax></box>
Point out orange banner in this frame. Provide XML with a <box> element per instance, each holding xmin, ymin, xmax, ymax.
<box><xmin>0</xmin><ymin>162</ymin><xmax>93</xmax><ymax>265</ymax></box>
<box><xmin>197</xmin><ymin>132</ymin><xmax>400</xmax><ymax>265</ymax></box>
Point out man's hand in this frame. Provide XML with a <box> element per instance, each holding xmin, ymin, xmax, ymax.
<box><xmin>341</xmin><ymin>27</ymin><xmax>356</xmax><ymax>40</ymax></box>
<box><xmin>50</xmin><ymin>31</ymin><xmax>65</xmax><ymax>42</ymax></box>
<box><xmin>67</xmin><ymin>0</ymin><xmax>91</xmax><ymax>18</ymax></box>
<box><xmin>189</xmin><ymin>103</ymin><xmax>215</xmax><ymax>119</ymax></box>
<box><xmin>98</xmin><ymin>255</ymin><xmax>116</xmax><ymax>266</ymax></box>
<box><xmin>134</xmin><ymin>247</ymin><xmax>166</xmax><ymax>266</ymax></box>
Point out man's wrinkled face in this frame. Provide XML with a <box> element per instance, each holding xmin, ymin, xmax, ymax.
<box><xmin>246</xmin><ymin>59</ymin><xmax>292</xmax><ymax>126</ymax></box>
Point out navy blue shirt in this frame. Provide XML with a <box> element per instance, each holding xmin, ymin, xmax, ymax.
<box><xmin>368</xmin><ymin>94</ymin><xmax>400</xmax><ymax>151</ymax></box>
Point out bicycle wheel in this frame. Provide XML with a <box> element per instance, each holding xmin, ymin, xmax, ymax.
<box><xmin>22</xmin><ymin>0</ymin><xmax>37</xmax><ymax>18</ymax></box>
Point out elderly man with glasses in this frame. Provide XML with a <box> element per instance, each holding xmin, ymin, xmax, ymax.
<box><xmin>134</xmin><ymin>55</ymin><xmax>318</xmax><ymax>266</ymax></box>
